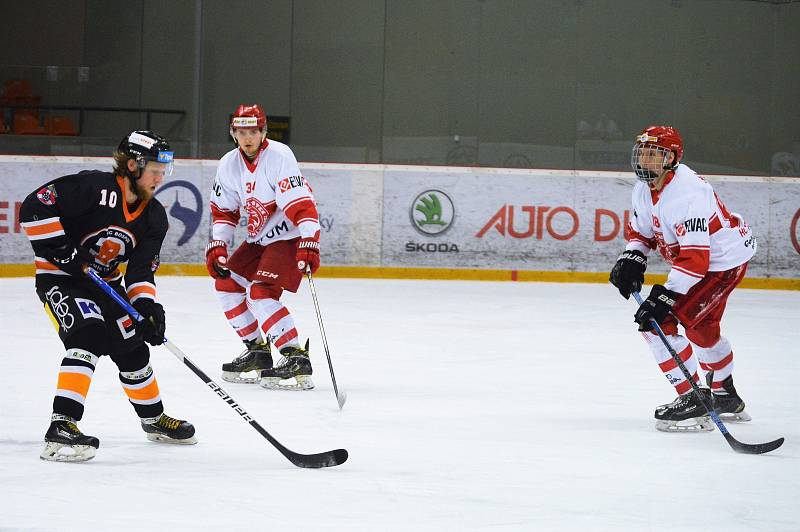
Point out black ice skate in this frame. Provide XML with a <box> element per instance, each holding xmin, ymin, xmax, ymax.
<box><xmin>40</xmin><ymin>415</ymin><xmax>100</xmax><ymax>463</ymax></box>
<box><xmin>221</xmin><ymin>338</ymin><xmax>273</xmax><ymax>384</ymax></box>
<box><xmin>142</xmin><ymin>413</ymin><xmax>197</xmax><ymax>444</ymax></box>
<box><xmin>706</xmin><ymin>372</ymin><xmax>751</xmax><ymax>422</ymax></box>
<box><xmin>654</xmin><ymin>388</ymin><xmax>714</xmax><ymax>432</ymax></box>
<box><xmin>259</xmin><ymin>339</ymin><xmax>314</xmax><ymax>390</ymax></box>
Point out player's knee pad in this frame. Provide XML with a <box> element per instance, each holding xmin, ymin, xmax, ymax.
<box><xmin>215</xmin><ymin>276</ymin><xmax>245</xmax><ymax>293</ymax></box>
<box><xmin>111</xmin><ymin>342</ymin><xmax>151</xmax><ymax>372</ymax></box>
<box><xmin>250</xmin><ymin>282</ymin><xmax>283</xmax><ymax>300</ymax></box>
<box><xmin>642</xmin><ymin>331</ymin><xmax>690</xmax><ymax>361</ymax></box>
<box><xmin>63</xmin><ymin>324</ymin><xmax>112</xmax><ymax>357</ymax></box>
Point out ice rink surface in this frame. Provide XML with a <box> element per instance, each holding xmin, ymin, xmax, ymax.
<box><xmin>0</xmin><ymin>276</ymin><xmax>798</xmax><ymax>531</ymax></box>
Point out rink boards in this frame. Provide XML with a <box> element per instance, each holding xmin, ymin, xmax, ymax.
<box><xmin>0</xmin><ymin>156</ymin><xmax>798</xmax><ymax>289</ymax></box>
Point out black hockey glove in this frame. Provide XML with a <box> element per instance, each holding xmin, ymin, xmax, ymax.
<box><xmin>133</xmin><ymin>299</ymin><xmax>166</xmax><ymax>346</ymax></box>
<box><xmin>46</xmin><ymin>241</ymin><xmax>94</xmax><ymax>277</ymax></box>
<box><xmin>609</xmin><ymin>250</ymin><xmax>647</xmax><ymax>299</ymax></box>
<box><xmin>634</xmin><ymin>284</ymin><xmax>679</xmax><ymax>332</ymax></box>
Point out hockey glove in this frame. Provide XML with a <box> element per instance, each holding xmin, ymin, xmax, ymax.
<box><xmin>609</xmin><ymin>249</ymin><xmax>647</xmax><ymax>299</ymax></box>
<box><xmin>296</xmin><ymin>237</ymin><xmax>320</xmax><ymax>274</ymax></box>
<box><xmin>133</xmin><ymin>299</ymin><xmax>166</xmax><ymax>346</ymax></box>
<box><xmin>205</xmin><ymin>240</ymin><xmax>230</xmax><ymax>279</ymax></box>
<box><xmin>634</xmin><ymin>284</ymin><xmax>679</xmax><ymax>332</ymax></box>
<box><xmin>46</xmin><ymin>241</ymin><xmax>94</xmax><ymax>277</ymax></box>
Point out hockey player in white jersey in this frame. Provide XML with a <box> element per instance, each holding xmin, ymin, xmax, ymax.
<box><xmin>205</xmin><ymin>104</ymin><xmax>320</xmax><ymax>390</ymax></box>
<box><xmin>609</xmin><ymin>126</ymin><xmax>757</xmax><ymax>432</ymax></box>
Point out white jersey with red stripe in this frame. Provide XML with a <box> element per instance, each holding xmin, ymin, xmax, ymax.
<box><xmin>210</xmin><ymin>140</ymin><xmax>320</xmax><ymax>248</ymax></box>
<box><xmin>625</xmin><ymin>163</ymin><xmax>756</xmax><ymax>294</ymax></box>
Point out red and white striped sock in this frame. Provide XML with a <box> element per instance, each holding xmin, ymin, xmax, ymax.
<box><xmin>248</xmin><ymin>297</ymin><xmax>299</xmax><ymax>351</ymax></box>
<box><xmin>642</xmin><ymin>331</ymin><xmax>700</xmax><ymax>395</ymax></box>
<box><xmin>696</xmin><ymin>336</ymin><xmax>734</xmax><ymax>395</ymax></box>
<box><xmin>215</xmin><ymin>288</ymin><xmax>259</xmax><ymax>342</ymax></box>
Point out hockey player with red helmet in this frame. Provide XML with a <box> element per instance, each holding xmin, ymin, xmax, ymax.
<box><xmin>610</xmin><ymin>126</ymin><xmax>757</xmax><ymax>432</ymax></box>
<box><xmin>206</xmin><ymin>104</ymin><xmax>320</xmax><ymax>390</ymax></box>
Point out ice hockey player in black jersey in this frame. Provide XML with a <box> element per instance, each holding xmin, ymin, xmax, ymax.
<box><xmin>20</xmin><ymin>130</ymin><xmax>197</xmax><ymax>462</ymax></box>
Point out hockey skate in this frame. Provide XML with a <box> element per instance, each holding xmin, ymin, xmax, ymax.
<box><xmin>142</xmin><ymin>413</ymin><xmax>197</xmax><ymax>444</ymax></box>
<box><xmin>707</xmin><ymin>372</ymin><xmax>751</xmax><ymax>422</ymax></box>
<box><xmin>221</xmin><ymin>338</ymin><xmax>273</xmax><ymax>384</ymax></box>
<box><xmin>259</xmin><ymin>339</ymin><xmax>314</xmax><ymax>390</ymax></box>
<box><xmin>654</xmin><ymin>388</ymin><xmax>715</xmax><ymax>432</ymax></box>
<box><xmin>40</xmin><ymin>415</ymin><xmax>100</xmax><ymax>463</ymax></box>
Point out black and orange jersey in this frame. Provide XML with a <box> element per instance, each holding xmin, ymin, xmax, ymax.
<box><xmin>20</xmin><ymin>170</ymin><xmax>168</xmax><ymax>304</ymax></box>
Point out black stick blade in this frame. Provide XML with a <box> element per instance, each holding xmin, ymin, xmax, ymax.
<box><xmin>288</xmin><ymin>448</ymin><xmax>349</xmax><ymax>468</ymax></box>
<box><xmin>724</xmin><ymin>434</ymin><xmax>784</xmax><ymax>455</ymax></box>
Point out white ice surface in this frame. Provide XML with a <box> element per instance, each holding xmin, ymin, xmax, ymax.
<box><xmin>0</xmin><ymin>277</ymin><xmax>798</xmax><ymax>531</ymax></box>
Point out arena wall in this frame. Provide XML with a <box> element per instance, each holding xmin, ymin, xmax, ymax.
<box><xmin>1</xmin><ymin>156</ymin><xmax>797</xmax><ymax>289</ymax></box>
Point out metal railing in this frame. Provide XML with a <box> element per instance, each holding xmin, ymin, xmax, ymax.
<box><xmin>2</xmin><ymin>104</ymin><xmax>185</xmax><ymax>135</ymax></box>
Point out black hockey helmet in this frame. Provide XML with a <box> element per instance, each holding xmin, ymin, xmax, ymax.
<box><xmin>117</xmin><ymin>130</ymin><xmax>174</xmax><ymax>178</ymax></box>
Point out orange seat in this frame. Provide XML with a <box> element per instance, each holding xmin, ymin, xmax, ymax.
<box><xmin>2</xmin><ymin>79</ymin><xmax>40</xmax><ymax>106</ymax></box>
<box><xmin>49</xmin><ymin>115</ymin><xmax>78</xmax><ymax>136</ymax></box>
<box><xmin>14</xmin><ymin>112</ymin><xmax>46</xmax><ymax>134</ymax></box>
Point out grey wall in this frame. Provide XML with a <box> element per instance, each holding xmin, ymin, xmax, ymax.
<box><xmin>1</xmin><ymin>0</ymin><xmax>798</xmax><ymax>175</ymax></box>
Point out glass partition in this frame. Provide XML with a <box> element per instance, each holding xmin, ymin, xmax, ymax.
<box><xmin>0</xmin><ymin>0</ymin><xmax>797</xmax><ymax>175</ymax></box>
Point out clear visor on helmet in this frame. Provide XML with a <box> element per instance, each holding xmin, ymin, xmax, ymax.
<box><xmin>630</xmin><ymin>143</ymin><xmax>671</xmax><ymax>182</ymax></box>
<box><xmin>137</xmin><ymin>150</ymin><xmax>174</xmax><ymax>177</ymax></box>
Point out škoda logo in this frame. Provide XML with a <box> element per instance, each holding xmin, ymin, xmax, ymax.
<box><xmin>410</xmin><ymin>190</ymin><xmax>455</xmax><ymax>236</ymax></box>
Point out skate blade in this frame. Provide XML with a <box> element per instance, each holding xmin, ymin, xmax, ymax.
<box><xmin>718</xmin><ymin>410</ymin><xmax>752</xmax><ymax>422</ymax></box>
<box><xmin>40</xmin><ymin>442</ymin><xmax>97</xmax><ymax>462</ymax></box>
<box><xmin>655</xmin><ymin>416</ymin><xmax>714</xmax><ymax>433</ymax></box>
<box><xmin>221</xmin><ymin>371</ymin><xmax>261</xmax><ymax>384</ymax></box>
<box><xmin>259</xmin><ymin>375</ymin><xmax>314</xmax><ymax>391</ymax></box>
<box><xmin>146</xmin><ymin>433</ymin><xmax>198</xmax><ymax>445</ymax></box>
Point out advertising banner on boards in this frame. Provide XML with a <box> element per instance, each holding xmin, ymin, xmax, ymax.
<box><xmin>1</xmin><ymin>157</ymin><xmax>797</xmax><ymax>279</ymax></box>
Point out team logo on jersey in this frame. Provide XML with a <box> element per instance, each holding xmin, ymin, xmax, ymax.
<box><xmin>75</xmin><ymin>298</ymin><xmax>104</xmax><ymax>321</ymax></box>
<box><xmin>83</xmin><ymin>226</ymin><xmax>135</xmax><ymax>270</ymax></box>
<box><xmin>652</xmin><ymin>215</ymin><xmax>661</xmax><ymax>228</ymax></box>
<box><xmin>245</xmin><ymin>197</ymin><xmax>274</xmax><ymax>238</ymax></box>
<box><xmin>278</xmin><ymin>175</ymin><xmax>308</xmax><ymax>193</ymax></box>
<box><xmin>410</xmin><ymin>190</ymin><xmax>455</xmax><ymax>236</ymax></box>
<box><xmin>675</xmin><ymin>224</ymin><xmax>686</xmax><ymax>237</ymax></box>
<box><xmin>116</xmin><ymin>315</ymin><xmax>137</xmax><ymax>340</ymax></box>
<box><xmin>155</xmin><ymin>181</ymin><xmax>203</xmax><ymax>246</ymax></box>
<box><xmin>37</xmin><ymin>185</ymin><xmax>58</xmax><ymax>205</ymax></box>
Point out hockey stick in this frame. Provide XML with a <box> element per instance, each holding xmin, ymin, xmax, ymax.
<box><xmin>85</xmin><ymin>268</ymin><xmax>348</xmax><ymax>468</ymax></box>
<box><xmin>632</xmin><ymin>291</ymin><xmax>783</xmax><ymax>455</ymax></box>
<box><xmin>306</xmin><ymin>269</ymin><xmax>347</xmax><ymax>410</ymax></box>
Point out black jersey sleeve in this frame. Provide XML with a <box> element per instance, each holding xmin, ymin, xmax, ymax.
<box><xmin>19</xmin><ymin>172</ymin><xmax>103</xmax><ymax>266</ymax></box>
<box><xmin>124</xmin><ymin>200</ymin><xmax>168</xmax><ymax>303</ymax></box>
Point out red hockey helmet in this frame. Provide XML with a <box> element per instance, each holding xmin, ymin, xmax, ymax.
<box><xmin>631</xmin><ymin>125</ymin><xmax>684</xmax><ymax>181</ymax></box>
<box><xmin>230</xmin><ymin>104</ymin><xmax>267</xmax><ymax>130</ymax></box>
